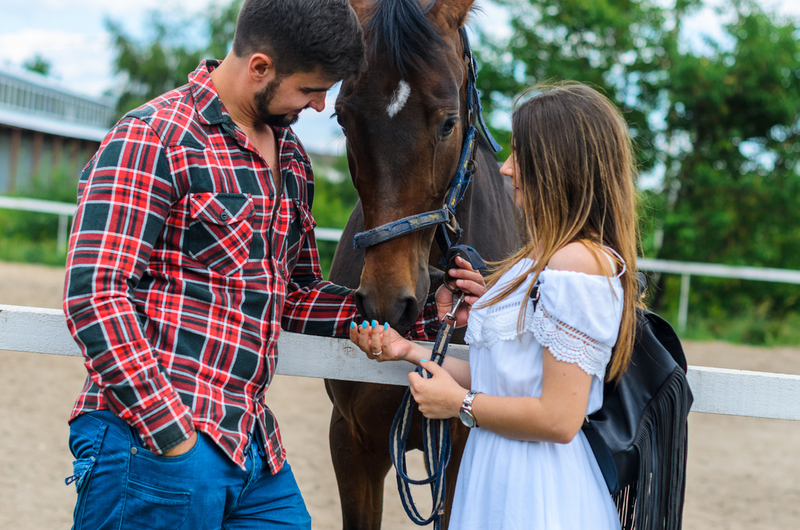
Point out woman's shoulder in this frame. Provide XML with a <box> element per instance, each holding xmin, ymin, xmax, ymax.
<box><xmin>545</xmin><ymin>242</ymin><xmax>617</xmax><ymax>278</ymax></box>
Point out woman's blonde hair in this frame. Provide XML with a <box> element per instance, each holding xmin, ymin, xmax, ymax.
<box><xmin>482</xmin><ymin>82</ymin><xmax>641</xmax><ymax>382</ymax></box>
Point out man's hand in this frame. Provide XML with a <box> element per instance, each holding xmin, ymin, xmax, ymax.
<box><xmin>163</xmin><ymin>431</ymin><xmax>198</xmax><ymax>457</ymax></box>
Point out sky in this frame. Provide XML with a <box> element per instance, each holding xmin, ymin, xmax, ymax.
<box><xmin>1</xmin><ymin>0</ymin><xmax>799</xmax><ymax>155</ymax></box>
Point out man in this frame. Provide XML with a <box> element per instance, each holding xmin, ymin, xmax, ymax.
<box><xmin>62</xmin><ymin>1</ymin><xmax>443</xmax><ymax>528</ymax></box>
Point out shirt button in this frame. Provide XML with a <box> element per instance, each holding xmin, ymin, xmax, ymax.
<box><xmin>220</xmin><ymin>211</ymin><xmax>229</xmax><ymax>221</ymax></box>
<box><xmin>130</xmin><ymin>447</ymin><xmax>138</xmax><ymax>455</ymax></box>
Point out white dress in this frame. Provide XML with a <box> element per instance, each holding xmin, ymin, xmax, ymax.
<box><xmin>449</xmin><ymin>257</ymin><xmax>624</xmax><ymax>530</ymax></box>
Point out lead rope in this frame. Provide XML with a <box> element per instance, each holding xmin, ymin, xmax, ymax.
<box><xmin>389</xmin><ymin>293</ymin><xmax>465</xmax><ymax>530</ymax></box>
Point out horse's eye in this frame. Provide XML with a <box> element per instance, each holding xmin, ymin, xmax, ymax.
<box><xmin>332</xmin><ymin>112</ymin><xmax>347</xmax><ymax>136</ymax></box>
<box><xmin>441</xmin><ymin>117</ymin><xmax>458</xmax><ymax>137</ymax></box>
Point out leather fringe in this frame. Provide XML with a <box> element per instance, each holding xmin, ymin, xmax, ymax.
<box><xmin>613</xmin><ymin>367</ymin><xmax>692</xmax><ymax>530</ymax></box>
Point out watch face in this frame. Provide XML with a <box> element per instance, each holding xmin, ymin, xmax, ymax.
<box><xmin>459</xmin><ymin>410</ymin><xmax>475</xmax><ymax>428</ymax></box>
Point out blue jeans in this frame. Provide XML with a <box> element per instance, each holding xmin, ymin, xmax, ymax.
<box><xmin>67</xmin><ymin>410</ymin><xmax>312</xmax><ymax>530</ymax></box>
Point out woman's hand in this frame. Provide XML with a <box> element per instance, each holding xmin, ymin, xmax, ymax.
<box><xmin>408</xmin><ymin>360</ymin><xmax>467</xmax><ymax>419</ymax></box>
<box><xmin>435</xmin><ymin>256</ymin><xmax>487</xmax><ymax>327</ymax></box>
<box><xmin>349</xmin><ymin>320</ymin><xmax>416</xmax><ymax>363</ymax></box>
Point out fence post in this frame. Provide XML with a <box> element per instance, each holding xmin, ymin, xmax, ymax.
<box><xmin>678</xmin><ymin>272</ymin><xmax>691</xmax><ymax>334</ymax></box>
<box><xmin>57</xmin><ymin>215</ymin><xmax>68</xmax><ymax>255</ymax></box>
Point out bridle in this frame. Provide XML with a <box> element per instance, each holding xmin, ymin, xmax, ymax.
<box><xmin>352</xmin><ymin>27</ymin><xmax>502</xmax><ymax>258</ymax></box>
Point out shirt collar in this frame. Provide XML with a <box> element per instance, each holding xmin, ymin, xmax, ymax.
<box><xmin>189</xmin><ymin>59</ymin><xmax>229</xmax><ymax>127</ymax></box>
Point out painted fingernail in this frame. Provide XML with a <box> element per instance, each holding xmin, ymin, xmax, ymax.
<box><xmin>350</xmin><ymin>321</ymin><xmax>356</xmax><ymax>329</ymax></box>
<box><xmin>372</xmin><ymin>320</ymin><xmax>378</xmax><ymax>328</ymax></box>
<box><xmin>420</xmin><ymin>358</ymin><xmax>428</xmax><ymax>363</ymax></box>
<box><xmin>384</xmin><ymin>322</ymin><xmax>389</xmax><ymax>330</ymax></box>
<box><xmin>362</xmin><ymin>320</ymin><xmax>368</xmax><ymax>328</ymax></box>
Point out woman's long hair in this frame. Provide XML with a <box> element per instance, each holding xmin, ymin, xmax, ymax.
<box><xmin>481</xmin><ymin>82</ymin><xmax>641</xmax><ymax>382</ymax></box>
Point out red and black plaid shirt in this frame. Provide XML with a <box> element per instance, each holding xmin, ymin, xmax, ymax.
<box><xmin>64</xmin><ymin>60</ymin><xmax>438</xmax><ymax>471</ymax></box>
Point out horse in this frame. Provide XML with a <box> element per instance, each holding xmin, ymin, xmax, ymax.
<box><xmin>325</xmin><ymin>0</ymin><xmax>520</xmax><ymax>528</ymax></box>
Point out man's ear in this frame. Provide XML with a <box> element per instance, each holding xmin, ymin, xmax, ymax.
<box><xmin>248</xmin><ymin>53</ymin><xmax>277</xmax><ymax>84</ymax></box>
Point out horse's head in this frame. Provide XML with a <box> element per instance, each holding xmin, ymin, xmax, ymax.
<box><xmin>337</xmin><ymin>0</ymin><xmax>477</xmax><ymax>332</ymax></box>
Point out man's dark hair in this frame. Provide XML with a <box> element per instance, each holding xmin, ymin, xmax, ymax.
<box><xmin>232</xmin><ymin>0</ymin><xmax>366</xmax><ymax>81</ymax></box>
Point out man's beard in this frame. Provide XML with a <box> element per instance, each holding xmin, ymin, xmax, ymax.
<box><xmin>254</xmin><ymin>78</ymin><xmax>300</xmax><ymax>128</ymax></box>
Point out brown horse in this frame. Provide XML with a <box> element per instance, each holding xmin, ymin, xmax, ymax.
<box><xmin>325</xmin><ymin>0</ymin><xmax>519</xmax><ymax>528</ymax></box>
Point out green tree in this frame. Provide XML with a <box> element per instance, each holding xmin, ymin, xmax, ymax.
<box><xmin>475</xmin><ymin>0</ymin><xmax>800</xmax><ymax>341</ymax></box>
<box><xmin>23</xmin><ymin>54</ymin><xmax>52</xmax><ymax>76</ymax></box>
<box><xmin>107</xmin><ymin>0</ymin><xmax>242</xmax><ymax>118</ymax></box>
<box><xmin>475</xmin><ymin>0</ymin><xmax>698</xmax><ymax>168</ymax></box>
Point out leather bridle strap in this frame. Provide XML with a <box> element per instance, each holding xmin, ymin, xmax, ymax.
<box><xmin>351</xmin><ymin>27</ymin><xmax>501</xmax><ymax>255</ymax></box>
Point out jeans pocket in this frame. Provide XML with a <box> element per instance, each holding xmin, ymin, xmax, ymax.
<box><xmin>122</xmin><ymin>480</ymin><xmax>190</xmax><ymax>530</ymax></box>
<box><xmin>67</xmin><ymin>413</ymin><xmax>109</xmax><ymax>528</ymax></box>
<box><xmin>65</xmin><ymin>455</ymin><xmax>96</xmax><ymax>492</ymax></box>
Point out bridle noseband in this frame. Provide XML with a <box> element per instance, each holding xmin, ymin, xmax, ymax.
<box><xmin>352</xmin><ymin>28</ymin><xmax>502</xmax><ymax>258</ymax></box>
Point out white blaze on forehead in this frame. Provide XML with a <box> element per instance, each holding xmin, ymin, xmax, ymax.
<box><xmin>386</xmin><ymin>80</ymin><xmax>411</xmax><ymax>118</ymax></box>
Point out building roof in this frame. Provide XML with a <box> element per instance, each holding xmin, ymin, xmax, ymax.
<box><xmin>0</xmin><ymin>66</ymin><xmax>114</xmax><ymax>141</ymax></box>
<box><xmin>0</xmin><ymin>106</ymin><xmax>110</xmax><ymax>142</ymax></box>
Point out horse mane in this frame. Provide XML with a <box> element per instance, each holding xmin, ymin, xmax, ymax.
<box><xmin>364</xmin><ymin>0</ymin><xmax>447</xmax><ymax>77</ymax></box>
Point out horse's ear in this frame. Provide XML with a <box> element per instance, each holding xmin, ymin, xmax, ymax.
<box><xmin>349</xmin><ymin>0</ymin><xmax>373</xmax><ymax>23</ymax></box>
<box><xmin>427</xmin><ymin>0</ymin><xmax>475</xmax><ymax>33</ymax></box>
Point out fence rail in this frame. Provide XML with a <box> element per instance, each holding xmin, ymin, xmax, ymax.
<box><xmin>1</xmin><ymin>304</ymin><xmax>799</xmax><ymax>422</ymax></box>
<box><xmin>0</xmin><ymin>196</ymin><xmax>75</xmax><ymax>254</ymax></box>
<box><xmin>3</xmin><ymin>196</ymin><xmax>800</xmax><ymax>334</ymax></box>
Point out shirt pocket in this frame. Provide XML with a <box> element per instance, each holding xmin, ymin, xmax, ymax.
<box><xmin>284</xmin><ymin>198</ymin><xmax>317</xmax><ymax>274</ymax></box>
<box><xmin>187</xmin><ymin>192</ymin><xmax>255</xmax><ymax>276</ymax></box>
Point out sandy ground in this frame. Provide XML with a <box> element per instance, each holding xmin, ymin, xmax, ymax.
<box><xmin>1</xmin><ymin>260</ymin><xmax>799</xmax><ymax>529</ymax></box>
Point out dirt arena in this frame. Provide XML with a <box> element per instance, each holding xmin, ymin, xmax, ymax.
<box><xmin>1</xmin><ymin>260</ymin><xmax>799</xmax><ymax>529</ymax></box>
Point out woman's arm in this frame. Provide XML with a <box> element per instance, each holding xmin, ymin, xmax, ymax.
<box><xmin>469</xmin><ymin>349</ymin><xmax>592</xmax><ymax>443</ymax></box>
<box><xmin>409</xmin><ymin>241</ymin><xmax>611</xmax><ymax>443</ymax></box>
<box><xmin>407</xmin><ymin>348</ymin><xmax>591</xmax><ymax>443</ymax></box>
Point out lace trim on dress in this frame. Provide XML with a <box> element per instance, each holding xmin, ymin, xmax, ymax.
<box><xmin>464</xmin><ymin>298</ymin><xmax>536</xmax><ymax>349</ymax></box>
<box><xmin>531</xmin><ymin>303</ymin><xmax>612</xmax><ymax>378</ymax></box>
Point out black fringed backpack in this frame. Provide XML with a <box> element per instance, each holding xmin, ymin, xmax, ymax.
<box><xmin>533</xmin><ymin>273</ymin><xmax>693</xmax><ymax>530</ymax></box>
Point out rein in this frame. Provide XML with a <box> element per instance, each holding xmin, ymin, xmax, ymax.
<box><xmin>369</xmin><ymin>28</ymin><xmax>498</xmax><ymax>530</ymax></box>
<box><xmin>352</xmin><ymin>27</ymin><xmax>501</xmax><ymax>257</ymax></box>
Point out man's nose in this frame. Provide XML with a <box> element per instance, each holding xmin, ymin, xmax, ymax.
<box><xmin>309</xmin><ymin>93</ymin><xmax>326</xmax><ymax>112</ymax></box>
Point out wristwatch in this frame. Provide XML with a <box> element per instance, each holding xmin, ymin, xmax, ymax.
<box><xmin>459</xmin><ymin>391</ymin><xmax>482</xmax><ymax>428</ymax></box>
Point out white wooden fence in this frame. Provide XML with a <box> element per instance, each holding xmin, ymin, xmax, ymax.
<box><xmin>1</xmin><ymin>303</ymin><xmax>799</xmax><ymax>422</ymax></box>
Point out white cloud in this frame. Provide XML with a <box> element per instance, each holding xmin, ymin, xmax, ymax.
<box><xmin>0</xmin><ymin>29</ymin><xmax>113</xmax><ymax>96</ymax></box>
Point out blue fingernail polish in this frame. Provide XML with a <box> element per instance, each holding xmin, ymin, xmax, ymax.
<box><xmin>350</xmin><ymin>321</ymin><xmax>356</xmax><ymax>329</ymax></box>
<box><xmin>372</xmin><ymin>320</ymin><xmax>378</xmax><ymax>328</ymax></box>
<box><xmin>384</xmin><ymin>322</ymin><xmax>389</xmax><ymax>330</ymax></box>
<box><xmin>362</xmin><ymin>320</ymin><xmax>368</xmax><ymax>328</ymax></box>
<box><xmin>420</xmin><ymin>358</ymin><xmax>428</xmax><ymax>363</ymax></box>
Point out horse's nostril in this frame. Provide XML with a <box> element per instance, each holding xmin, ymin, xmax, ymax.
<box><xmin>352</xmin><ymin>288</ymin><xmax>420</xmax><ymax>334</ymax></box>
<box><xmin>353</xmin><ymin>289</ymin><xmax>372</xmax><ymax>322</ymax></box>
<box><xmin>396</xmin><ymin>295</ymin><xmax>419</xmax><ymax>332</ymax></box>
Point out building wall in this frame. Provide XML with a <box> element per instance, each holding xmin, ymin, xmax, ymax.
<box><xmin>0</xmin><ymin>68</ymin><xmax>111</xmax><ymax>196</ymax></box>
<box><xmin>0</xmin><ymin>124</ymin><xmax>99</xmax><ymax>195</ymax></box>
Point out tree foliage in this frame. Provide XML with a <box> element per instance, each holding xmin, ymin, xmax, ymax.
<box><xmin>106</xmin><ymin>0</ymin><xmax>243</xmax><ymax>118</ymax></box>
<box><xmin>475</xmin><ymin>0</ymin><xmax>800</xmax><ymax>337</ymax></box>
<box><xmin>23</xmin><ymin>54</ymin><xmax>52</xmax><ymax>76</ymax></box>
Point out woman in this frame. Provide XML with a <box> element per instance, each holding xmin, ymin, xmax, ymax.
<box><xmin>350</xmin><ymin>83</ymin><xmax>640</xmax><ymax>529</ymax></box>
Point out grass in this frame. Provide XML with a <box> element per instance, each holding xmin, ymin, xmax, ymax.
<box><xmin>0</xmin><ymin>237</ymin><xmax>67</xmax><ymax>267</ymax></box>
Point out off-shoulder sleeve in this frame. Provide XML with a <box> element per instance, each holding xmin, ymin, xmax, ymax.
<box><xmin>531</xmin><ymin>269</ymin><xmax>624</xmax><ymax>378</ymax></box>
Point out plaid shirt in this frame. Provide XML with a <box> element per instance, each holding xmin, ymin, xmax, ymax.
<box><xmin>64</xmin><ymin>60</ymin><xmax>438</xmax><ymax>471</ymax></box>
